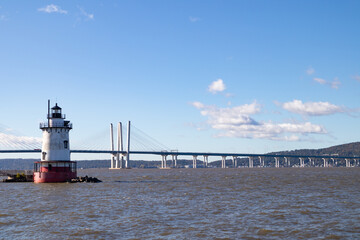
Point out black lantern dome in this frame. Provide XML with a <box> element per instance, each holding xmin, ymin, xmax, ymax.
<box><xmin>51</xmin><ymin>103</ymin><xmax>62</xmax><ymax>118</ymax></box>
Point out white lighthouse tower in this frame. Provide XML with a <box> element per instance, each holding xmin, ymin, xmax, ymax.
<box><xmin>34</xmin><ymin>100</ymin><xmax>77</xmax><ymax>183</ymax></box>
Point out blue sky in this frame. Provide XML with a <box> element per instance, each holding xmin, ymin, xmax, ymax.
<box><xmin>0</xmin><ymin>1</ymin><xmax>359</xmax><ymax>160</ymax></box>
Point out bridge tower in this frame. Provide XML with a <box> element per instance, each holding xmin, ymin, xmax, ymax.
<box><xmin>33</xmin><ymin>101</ymin><xmax>77</xmax><ymax>183</ymax></box>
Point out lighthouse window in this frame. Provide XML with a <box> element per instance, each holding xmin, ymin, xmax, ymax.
<box><xmin>64</xmin><ymin>141</ymin><xmax>68</xmax><ymax>149</ymax></box>
<box><xmin>42</xmin><ymin>152</ymin><xmax>46</xmax><ymax>160</ymax></box>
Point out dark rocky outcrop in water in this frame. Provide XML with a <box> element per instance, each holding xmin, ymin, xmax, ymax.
<box><xmin>2</xmin><ymin>173</ymin><xmax>33</xmax><ymax>182</ymax></box>
<box><xmin>68</xmin><ymin>175</ymin><xmax>102</xmax><ymax>183</ymax></box>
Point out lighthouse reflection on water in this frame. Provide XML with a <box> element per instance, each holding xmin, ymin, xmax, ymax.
<box><xmin>33</xmin><ymin>100</ymin><xmax>77</xmax><ymax>183</ymax></box>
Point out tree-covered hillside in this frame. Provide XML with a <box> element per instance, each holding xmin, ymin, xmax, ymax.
<box><xmin>269</xmin><ymin>142</ymin><xmax>360</xmax><ymax>157</ymax></box>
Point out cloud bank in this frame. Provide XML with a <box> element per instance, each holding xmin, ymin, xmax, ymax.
<box><xmin>38</xmin><ymin>4</ymin><xmax>67</xmax><ymax>14</ymax></box>
<box><xmin>313</xmin><ymin>77</ymin><xmax>341</xmax><ymax>89</ymax></box>
<box><xmin>281</xmin><ymin>100</ymin><xmax>346</xmax><ymax>116</ymax></box>
<box><xmin>191</xmin><ymin>101</ymin><xmax>326</xmax><ymax>141</ymax></box>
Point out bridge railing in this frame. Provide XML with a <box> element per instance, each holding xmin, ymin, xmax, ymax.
<box><xmin>40</xmin><ymin>122</ymin><xmax>73</xmax><ymax>129</ymax></box>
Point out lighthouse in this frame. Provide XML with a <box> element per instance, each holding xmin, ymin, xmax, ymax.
<box><xmin>33</xmin><ymin>101</ymin><xmax>77</xmax><ymax>183</ymax></box>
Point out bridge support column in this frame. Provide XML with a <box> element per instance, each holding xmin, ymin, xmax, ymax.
<box><xmin>249</xmin><ymin>157</ymin><xmax>253</xmax><ymax>168</ymax></box>
<box><xmin>115</xmin><ymin>156</ymin><xmax>119</xmax><ymax>168</ymax></box>
<box><xmin>275</xmin><ymin>157</ymin><xmax>280</xmax><ymax>168</ymax></box>
<box><xmin>221</xmin><ymin>156</ymin><xmax>226</xmax><ymax>168</ymax></box>
<box><xmin>233</xmin><ymin>156</ymin><xmax>237</xmax><ymax>168</ymax></box>
<box><xmin>308</xmin><ymin>157</ymin><xmax>312</xmax><ymax>167</ymax></box>
<box><xmin>110</xmin><ymin>123</ymin><xmax>116</xmax><ymax>169</ymax></box>
<box><xmin>161</xmin><ymin>155</ymin><xmax>167</xmax><ymax>168</ymax></box>
<box><xmin>284</xmin><ymin>157</ymin><xmax>289</xmax><ymax>167</ymax></box>
<box><xmin>193</xmin><ymin>155</ymin><xmax>197</xmax><ymax>168</ymax></box>
<box><xmin>125</xmin><ymin>121</ymin><xmax>131</xmax><ymax>169</ymax></box>
<box><xmin>345</xmin><ymin>158</ymin><xmax>350</xmax><ymax>167</ymax></box>
<box><xmin>259</xmin><ymin>156</ymin><xmax>264</xmax><ymax>168</ymax></box>
<box><xmin>172</xmin><ymin>155</ymin><xmax>177</xmax><ymax>168</ymax></box>
<box><xmin>118</xmin><ymin>154</ymin><xmax>125</xmax><ymax>169</ymax></box>
<box><xmin>115</xmin><ymin>155</ymin><xmax>119</xmax><ymax>169</ymax></box>
<box><xmin>322</xmin><ymin>158</ymin><xmax>328</xmax><ymax>167</ymax></box>
<box><xmin>116</xmin><ymin>122</ymin><xmax>123</xmax><ymax>169</ymax></box>
<box><xmin>203</xmin><ymin>155</ymin><xmax>208</xmax><ymax>168</ymax></box>
<box><xmin>331</xmin><ymin>158</ymin><xmax>336</xmax><ymax>167</ymax></box>
<box><xmin>299</xmin><ymin>158</ymin><xmax>304</xmax><ymax>168</ymax></box>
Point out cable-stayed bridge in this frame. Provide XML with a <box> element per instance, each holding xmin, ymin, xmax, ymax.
<box><xmin>0</xmin><ymin>122</ymin><xmax>359</xmax><ymax>168</ymax></box>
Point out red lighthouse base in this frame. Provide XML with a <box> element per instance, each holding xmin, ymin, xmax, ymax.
<box><xmin>33</xmin><ymin>161</ymin><xmax>77</xmax><ymax>183</ymax></box>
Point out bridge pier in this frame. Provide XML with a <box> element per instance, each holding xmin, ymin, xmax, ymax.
<box><xmin>345</xmin><ymin>158</ymin><xmax>350</xmax><ymax>167</ymax></box>
<box><xmin>274</xmin><ymin>157</ymin><xmax>280</xmax><ymax>168</ymax></box>
<box><xmin>161</xmin><ymin>155</ymin><xmax>168</xmax><ymax>168</ymax></box>
<box><xmin>172</xmin><ymin>155</ymin><xmax>177</xmax><ymax>168</ymax></box>
<box><xmin>330</xmin><ymin>158</ymin><xmax>336</xmax><ymax>167</ymax></box>
<box><xmin>110</xmin><ymin>121</ymin><xmax>129</xmax><ymax>169</ymax></box>
<box><xmin>221</xmin><ymin>156</ymin><xmax>226</xmax><ymax>168</ymax></box>
<box><xmin>115</xmin><ymin>155</ymin><xmax>119</xmax><ymax>168</ymax></box>
<box><xmin>232</xmin><ymin>156</ymin><xmax>237</xmax><ymax>168</ymax></box>
<box><xmin>118</xmin><ymin>154</ymin><xmax>125</xmax><ymax>169</ymax></box>
<box><xmin>117</xmin><ymin>122</ymin><xmax>124</xmax><ymax>169</ymax></box>
<box><xmin>110</xmin><ymin>123</ymin><xmax>116</xmax><ymax>169</ymax></box>
<box><xmin>193</xmin><ymin>155</ymin><xmax>197</xmax><ymax>168</ymax></box>
<box><xmin>299</xmin><ymin>157</ymin><xmax>304</xmax><ymax>167</ymax></box>
<box><xmin>259</xmin><ymin>156</ymin><xmax>264</xmax><ymax>168</ymax></box>
<box><xmin>125</xmin><ymin>121</ymin><xmax>131</xmax><ymax>169</ymax></box>
<box><xmin>203</xmin><ymin>155</ymin><xmax>208</xmax><ymax>168</ymax></box>
<box><xmin>248</xmin><ymin>157</ymin><xmax>253</xmax><ymax>168</ymax></box>
<box><xmin>115</xmin><ymin>123</ymin><xmax>119</xmax><ymax>169</ymax></box>
<box><xmin>322</xmin><ymin>158</ymin><xmax>328</xmax><ymax>167</ymax></box>
<box><xmin>284</xmin><ymin>157</ymin><xmax>289</xmax><ymax>167</ymax></box>
<box><xmin>308</xmin><ymin>157</ymin><xmax>312</xmax><ymax>167</ymax></box>
<box><xmin>110</xmin><ymin>154</ymin><xmax>115</xmax><ymax>169</ymax></box>
<box><xmin>110</xmin><ymin>123</ymin><xmax>114</xmax><ymax>169</ymax></box>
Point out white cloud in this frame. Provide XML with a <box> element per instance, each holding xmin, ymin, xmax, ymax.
<box><xmin>191</xmin><ymin>101</ymin><xmax>261</xmax><ymax>125</ymax></box>
<box><xmin>189</xmin><ymin>16</ymin><xmax>200</xmax><ymax>22</ymax></box>
<box><xmin>208</xmin><ymin>79</ymin><xmax>226</xmax><ymax>94</ymax></box>
<box><xmin>79</xmin><ymin>7</ymin><xmax>94</xmax><ymax>20</ymax></box>
<box><xmin>190</xmin><ymin>101</ymin><xmax>326</xmax><ymax>141</ymax></box>
<box><xmin>313</xmin><ymin>77</ymin><xmax>341</xmax><ymax>89</ymax></box>
<box><xmin>0</xmin><ymin>133</ymin><xmax>42</xmax><ymax>150</ymax></box>
<box><xmin>306</xmin><ymin>67</ymin><xmax>315</xmax><ymax>75</ymax></box>
<box><xmin>282</xmin><ymin>100</ymin><xmax>345</xmax><ymax>116</ymax></box>
<box><xmin>191</xmin><ymin>101</ymin><xmax>205</xmax><ymax>109</ymax></box>
<box><xmin>38</xmin><ymin>4</ymin><xmax>67</xmax><ymax>14</ymax></box>
<box><xmin>215</xmin><ymin>121</ymin><xmax>326</xmax><ymax>140</ymax></box>
<box><xmin>314</xmin><ymin>77</ymin><xmax>326</xmax><ymax>85</ymax></box>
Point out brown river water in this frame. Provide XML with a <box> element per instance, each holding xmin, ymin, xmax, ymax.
<box><xmin>1</xmin><ymin>168</ymin><xmax>360</xmax><ymax>239</ymax></box>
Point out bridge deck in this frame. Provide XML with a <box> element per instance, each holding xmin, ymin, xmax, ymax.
<box><xmin>0</xmin><ymin>149</ymin><xmax>357</xmax><ymax>160</ymax></box>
